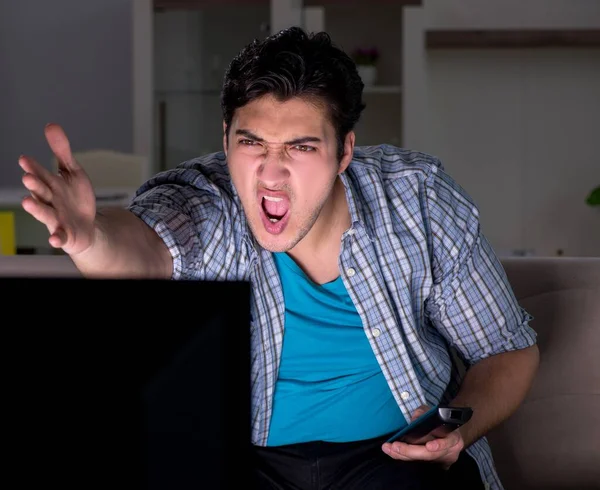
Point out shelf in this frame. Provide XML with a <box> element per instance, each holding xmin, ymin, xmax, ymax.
<box><xmin>426</xmin><ymin>29</ymin><xmax>600</xmax><ymax>49</ymax></box>
<box><xmin>303</xmin><ymin>0</ymin><xmax>420</xmax><ymax>5</ymax></box>
<box><xmin>363</xmin><ymin>85</ymin><xmax>402</xmax><ymax>94</ymax></box>
<box><xmin>156</xmin><ymin>86</ymin><xmax>401</xmax><ymax>96</ymax></box>
<box><xmin>0</xmin><ymin>187</ymin><xmax>136</xmax><ymax>208</ymax></box>
<box><xmin>155</xmin><ymin>0</ymin><xmax>265</xmax><ymax>9</ymax></box>
<box><xmin>155</xmin><ymin>0</ymin><xmax>421</xmax><ymax>9</ymax></box>
<box><xmin>156</xmin><ymin>89</ymin><xmax>221</xmax><ymax>97</ymax></box>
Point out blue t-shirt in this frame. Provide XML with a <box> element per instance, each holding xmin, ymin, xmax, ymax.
<box><xmin>267</xmin><ymin>252</ymin><xmax>407</xmax><ymax>446</ymax></box>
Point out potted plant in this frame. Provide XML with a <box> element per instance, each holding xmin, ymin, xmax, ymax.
<box><xmin>585</xmin><ymin>185</ymin><xmax>600</xmax><ymax>207</ymax></box>
<box><xmin>352</xmin><ymin>47</ymin><xmax>379</xmax><ymax>86</ymax></box>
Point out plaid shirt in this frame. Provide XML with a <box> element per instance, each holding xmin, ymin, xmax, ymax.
<box><xmin>127</xmin><ymin>145</ymin><xmax>537</xmax><ymax>490</ymax></box>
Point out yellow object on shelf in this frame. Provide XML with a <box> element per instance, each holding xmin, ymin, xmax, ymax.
<box><xmin>0</xmin><ymin>211</ymin><xmax>16</xmax><ymax>255</ymax></box>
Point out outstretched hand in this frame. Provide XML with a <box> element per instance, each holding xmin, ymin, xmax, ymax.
<box><xmin>19</xmin><ymin>124</ymin><xmax>97</xmax><ymax>255</ymax></box>
<box><xmin>381</xmin><ymin>405</ymin><xmax>465</xmax><ymax>470</ymax></box>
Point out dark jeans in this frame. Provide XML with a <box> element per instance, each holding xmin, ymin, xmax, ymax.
<box><xmin>252</xmin><ymin>433</ymin><xmax>485</xmax><ymax>490</ymax></box>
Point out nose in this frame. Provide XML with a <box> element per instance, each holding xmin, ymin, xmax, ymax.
<box><xmin>258</xmin><ymin>152</ymin><xmax>290</xmax><ymax>186</ymax></box>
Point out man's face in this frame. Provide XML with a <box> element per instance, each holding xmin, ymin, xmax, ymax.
<box><xmin>224</xmin><ymin>95</ymin><xmax>351</xmax><ymax>252</ymax></box>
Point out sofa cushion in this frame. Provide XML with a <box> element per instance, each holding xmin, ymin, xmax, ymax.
<box><xmin>488</xmin><ymin>258</ymin><xmax>600</xmax><ymax>490</ymax></box>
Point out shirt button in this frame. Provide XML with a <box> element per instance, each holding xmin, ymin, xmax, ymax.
<box><xmin>400</xmin><ymin>391</ymin><xmax>410</xmax><ymax>401</ymax></box>
<box><xmin>372</xmin><ymin>328</ymin><xmax>381</xmax><ymax>338</ymax></box>
<box><xmin>346</xmin><ymin>267</ymin><xmax>356</xmax><ymax>277</ymax></box>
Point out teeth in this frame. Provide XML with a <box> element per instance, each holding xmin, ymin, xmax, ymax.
<box><xmin>269</xmin><ymin>218</ymin><xmax>280</xmax><ymax>223</ymax></box>
<box><xmin>264</xmin><ymin>196</ymin><xmax>283</xmax><ymax>202</ymax></box>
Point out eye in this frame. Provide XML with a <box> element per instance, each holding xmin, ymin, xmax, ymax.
<box><xmin>292</xmin><ymin>145</ymin><xmax>316</xmax><ymax>152</ymax></box>
<box><xmin>239</xmin><ymin>139</ymin><xmax>258</xmax><ymax>146</ymax></box>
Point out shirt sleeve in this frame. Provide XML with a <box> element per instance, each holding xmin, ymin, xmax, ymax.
<box><xmin>423</xmin><ymin>165</ymin><xmax>537</xmax><ymax>365</ymax></box>
<box><xmin>125</xmin><ymin>165</ymin><xmax>230</xmax><ymax>280</ymax></box>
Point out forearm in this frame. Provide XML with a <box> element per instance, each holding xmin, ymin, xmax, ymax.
<box><xmin>450</xmin><ymin>344</ymin><xmax>540</xmax><ymax>447</ymax></box>
<box><xmin>71</xmin><ymin>208</ymin><xmax>173</xmax><ymax>279</ymax></box>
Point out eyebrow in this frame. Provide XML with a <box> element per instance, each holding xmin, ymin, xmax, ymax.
<box><xmin>235</xmin><ymin>129</ymin><xmax>322</xmax><ymax>146</ymax></box>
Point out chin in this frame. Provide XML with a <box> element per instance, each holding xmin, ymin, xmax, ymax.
<box><xmin>248</xmin><ymin>219</ymin><xmax>298</xmax><ymax>252</ymax></box>
<box><xmin>246</xmin><ymin>210</ymin><xmax>310</xmax><ymax>253</ymax></box>
<box><xmin>254</xmin><ymin>233</ymin><xmax>296</xmax><ymax>253</ymax></box>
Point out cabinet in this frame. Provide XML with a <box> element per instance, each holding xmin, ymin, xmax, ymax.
<box><xmin>153</xmin><ymin>2</ymin><xmax>271</xmax><ymax>170</ymax></box>
<box><xmin>133</xmin><ymin>0</ymin><xmax>419</xmax><ymax>173</ymax></box>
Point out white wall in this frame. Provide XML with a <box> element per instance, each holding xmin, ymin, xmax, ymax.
<box><xmin>0</xmin><ymin>0</ymin><xmax>133</xmax><ymax>187</ymax></box>
<box><xmin>0</xmin><ymin>0</ymin><xmax>134</xmax><ymax>252</ymax></box>
<box><xmin>405</xmin><ymin>0</ymin><xmax>600</xmax><ymax>257</ymax></box>
<box><xmin>424</xmin><ymin>0</ymin><xmax>600</xmax><ymax>29</ymax></box>
<box><xmin>427</xmin><ymin>48</ymin><xmax>600</xmax><ymax>257</ymax></box>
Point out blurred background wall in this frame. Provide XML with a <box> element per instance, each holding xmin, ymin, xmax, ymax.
<box><xmin>0</xmin><ymin>0</ymin><xmax>133</xmax><ymax>187</ymax></box>
<box><xmin>0</xmin><ymin>0</ymin><xmax>598</xmax><ymax>257</ymax></box>
<box><xmin>409</xmin><ymin>0</ymin><xmax>600</xmax><ymax>257</ymax></box>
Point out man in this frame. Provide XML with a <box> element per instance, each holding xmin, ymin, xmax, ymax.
<box><xmin>19</xmin><ymin>27</ymin><xmax>538</xmax><ymax>489</ymax></box>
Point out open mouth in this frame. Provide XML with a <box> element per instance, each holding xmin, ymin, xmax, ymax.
<box><xmin>262</xmin><ymin>196</ymin><xmax>287</xmax><ymax>223</ymax></box>
<box><xmin>259</xmin><ymin>194</ymin><xmax>291</xmax><ymax>235</ymax></box>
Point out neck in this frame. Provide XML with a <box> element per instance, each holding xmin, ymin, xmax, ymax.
<box><xmin>287</xmin><ymin>176</ymin><xmax>350</xmax><ymax>268</ymax></box>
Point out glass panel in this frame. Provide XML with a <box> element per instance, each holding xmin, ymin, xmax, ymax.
<box><xmin>152</xmin><ymin>2</ymin><xmax>404</xmax><ymax>169</ymax></box>
<box><xmin>153</xmin><ymin>4</ymin><xmax>270</xmax><ymax>170</ymax></box>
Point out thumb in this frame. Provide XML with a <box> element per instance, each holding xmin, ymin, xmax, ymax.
<box><xmin>44</xmin><ymin>123</ymin><xmax>80</xmax><ymax>173</ymax></box>
<box><xmin>49</xmin><ymin>228</ymin><xmax>68</xmax><ymax>249</ymax></box>
<box><xmin>411</xmin><ymin>405</ymin><xmax>430</xmax><ymax>422</ymax></box>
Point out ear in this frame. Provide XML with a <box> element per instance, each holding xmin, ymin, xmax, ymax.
<box><xmin>222</xmin><ymin>120</ymin><xmax>228</xmax><ymax>156</ymax></box>
<box><xmin>338</xmin><ymin>131</ymin><xmax>355</xmax><ymax>174</ymax></box>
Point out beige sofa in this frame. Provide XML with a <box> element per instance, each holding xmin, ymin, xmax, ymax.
<box><xmin>1</xmin><ymin>254</ymin><xmax>598</xmax><ymax>488</ymax></box>
<box><xmin>487</xmin><ymin>257</ymin><xmax>600</xmax><ymax>490</ymax></box>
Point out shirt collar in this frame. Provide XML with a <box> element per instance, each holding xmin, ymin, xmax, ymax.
<box><xmin>339</xmin><ymin>169</ymin><xmax>376</xmax><ymax>242</ymax></box>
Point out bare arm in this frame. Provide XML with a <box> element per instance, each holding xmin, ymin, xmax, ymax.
<box><xmin>71</xmin><ymin>207</ymin><xmax>172</xmax><ymax>279</ymax></box>
<box><xmin>382</xmin><ymin>345</ymin><xmax>539</xmax><ymax>467</ymax></box>
<box><xmin>451</xmin><ymin>344</ymin><xmax>540</xmax><ymax>447</ymax></box>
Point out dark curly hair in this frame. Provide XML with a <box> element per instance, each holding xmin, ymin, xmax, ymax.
<box><xmin>221</xmin><ymin>26</ymin><xmax>366</xmax><ymax>161</ymax></box>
